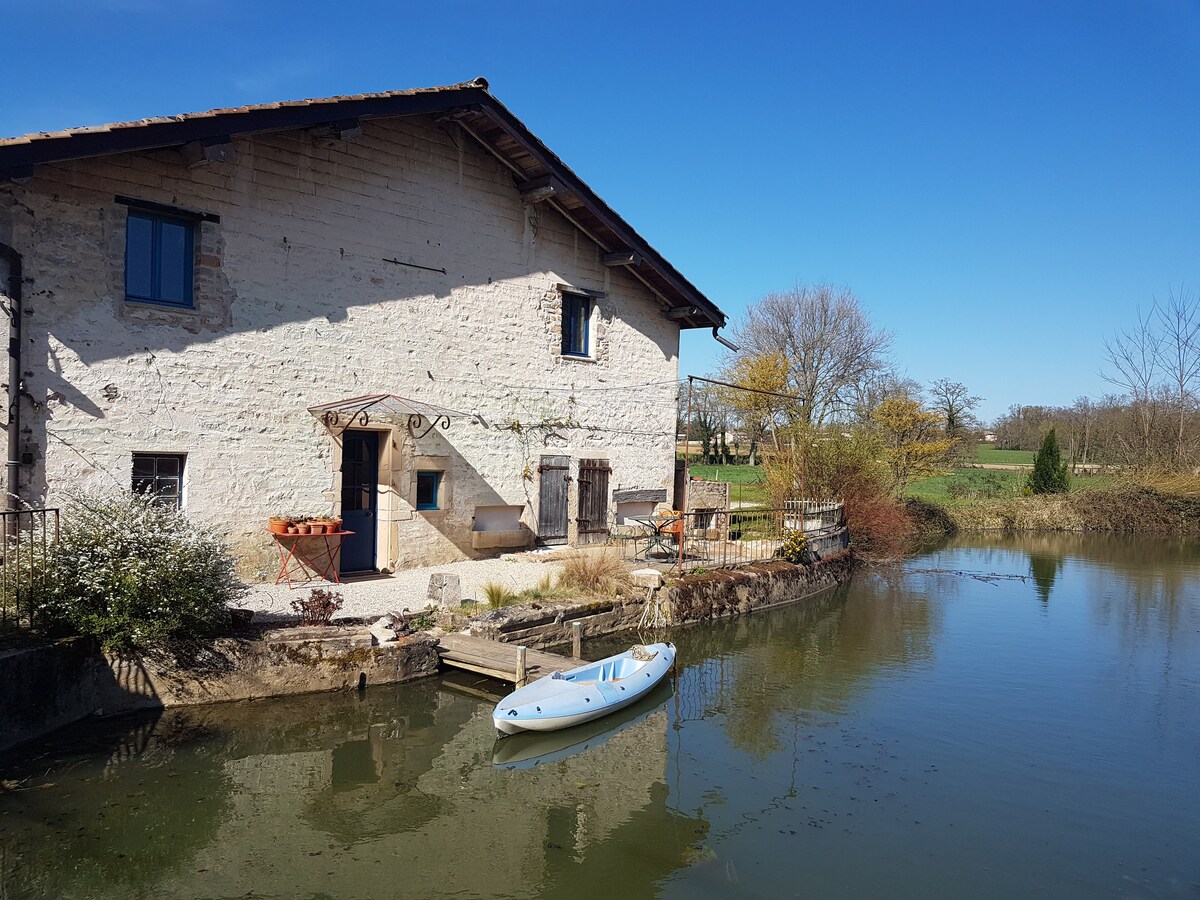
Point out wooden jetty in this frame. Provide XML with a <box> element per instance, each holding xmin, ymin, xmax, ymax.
<box><xmin>436</xmin><ymin>632</ymin><xmax>586</xmax><ymax>687</ymax></box>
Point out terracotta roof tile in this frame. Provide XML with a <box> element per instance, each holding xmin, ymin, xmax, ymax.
<box><xmin>0</xmin><ymin>79</ymin><xmax>489</xmax><ymax>146</ymax></box>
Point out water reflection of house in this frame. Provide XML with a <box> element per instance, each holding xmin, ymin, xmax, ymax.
<box><xmin>143</xmin><ymin>685</ymin><xmax>703</xmax><ymax>898</ymax></box>
<box><xmin>0</xmin><ymin>79</ymin><xmax>729</xmax><ymax>577</ymax></box>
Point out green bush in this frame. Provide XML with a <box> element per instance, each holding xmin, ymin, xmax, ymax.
<box><xmin>777</xmin><ymin>529</ymin><xmax>810</xmax><ymax>564</ymax></box>
<box><xmin>35</xmin><ymin>491</ymin><xmax>244</xmax><ymax>652</ymax></box>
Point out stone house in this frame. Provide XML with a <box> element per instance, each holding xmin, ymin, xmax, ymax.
<box><xmin>0</xmin><ymin>79</ymin><xmax>728</xmax><ymax>578</ymax></box>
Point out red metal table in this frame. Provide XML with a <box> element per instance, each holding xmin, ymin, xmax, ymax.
<box><xmin>269</xmin><ymin>530</ymin><xmax>354</xmax><ymax>587</ymax></box>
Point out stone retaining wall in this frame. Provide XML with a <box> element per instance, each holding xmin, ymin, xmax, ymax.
<box><xmin>465</xmin><ymin>552</ymin><xmax>853</xmax><ymax>650</ymax></box>
<box><xmin>666</xmin><ymin>553</ymin><xmax>852</xmax><ymax>624</ymax></box>
<box><xmin>0</xmin><ymin>629</ymin><xmax>438</xmax><ymax>754</ymax></box>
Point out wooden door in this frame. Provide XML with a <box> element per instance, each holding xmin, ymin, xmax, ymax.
<box><xmin>339</xmin><ymin>430</ymin><xmax>379</xmax><ymax>573</ymax></box>
<box><xmin>537</xmin><ymin>455</ymin><xmax>570</xmax><ymax>544</ymax></box>
<box><xmin>577</xmin><ymin>458</ymin><xmax>611</xmax><ymax>545</ymax></box>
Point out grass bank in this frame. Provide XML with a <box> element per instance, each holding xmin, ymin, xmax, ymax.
<box><xmin>907</xmin><ymin>467</ymin><xmax>1118</xmax><ymax>506</ymax></box>
<box><xmin>908</xmin><ymin>484</ymin><xmax>1200</xmax><ymax>535</ymax></box>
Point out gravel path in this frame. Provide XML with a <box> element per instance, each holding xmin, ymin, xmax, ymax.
<box><xmin>236</xmin><ymin>550</ymin><xmax>569</xmax><ymax>623</ymax></box>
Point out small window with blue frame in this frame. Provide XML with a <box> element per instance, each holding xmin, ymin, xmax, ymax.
<box><xmin>132</xmin><ymin>453</ymin><xmax>186</xmax><ymax>508</ymax></box>
<box><xmin>125</xmin><ymin>208</ymin><xmax>195</xmax><ymax>308</ymax></box>
<box><xmin>560</xmin><ymin>293</ymin><xmax>591</xmax><ymax>357</ymax></box>
<box><xmin>416</xmin><ymin>471</ymin><xmax>443</xmax><ymax>510</ymax></box>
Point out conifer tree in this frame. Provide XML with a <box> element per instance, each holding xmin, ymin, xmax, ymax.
<box><xmin>1027</xmin><ymin>428</ymin><xmax>1070</xmax><ymax>494</ymax></box>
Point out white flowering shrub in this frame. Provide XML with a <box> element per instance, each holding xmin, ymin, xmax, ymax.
<box><xmin>36</xmin><ymin>491</ymin><xmax>245</xmax><ymax>651</ymax></box>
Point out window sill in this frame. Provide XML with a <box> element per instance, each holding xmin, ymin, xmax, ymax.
<box><xmin>123</xmin><ymin>298</ymin><xmax>200</xmax><ymax>315</ymax></box>
<box><xmin>417</xmin><ymin>508</ymin><xmax>449</xmax><ymax>518</ymax></box>
<box><xmin>558</xmin><ymin>354</ymin><xmax>597</xmax><ymax>364</ymax></box>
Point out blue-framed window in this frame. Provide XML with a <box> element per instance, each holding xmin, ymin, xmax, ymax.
<box><xmin>416</xmin><ymin>471</ymin><xmax>443</xmax><ymax>510</ymax></box>
<box><xmin>561</xmin><ymin>293</ymin><xmax>591</xmax><ymax>357</ymax></box>
<box><xmin>132</xmin><ymin>453</ymin><xmax>185</xmax><ymax>508</ymax></box>
<box><xmin>125</xmin><ymin>209</ymin><xmax>195</xmax><ymax>307</ymax></box>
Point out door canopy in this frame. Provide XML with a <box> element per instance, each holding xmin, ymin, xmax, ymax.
<box><xmin>308</xmin><ymin>393</ymin><xmax>475</xmax><ymax>439</ymax></box>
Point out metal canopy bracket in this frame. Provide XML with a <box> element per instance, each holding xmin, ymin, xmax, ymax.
<box><xmin>308</xmin><ymin>393</ymin><xmax>473</xmax><ymax>438</ymax></box>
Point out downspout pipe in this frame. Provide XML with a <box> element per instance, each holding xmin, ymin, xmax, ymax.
<box><xmin>0</xmin><ymin>242</ymin><xmax>21</xmax><ymax>513</ymax></box>
<box><xmin>712</xmin><ymin>327</ymin><xmax>739</xmax><ymax>352</ymax></box>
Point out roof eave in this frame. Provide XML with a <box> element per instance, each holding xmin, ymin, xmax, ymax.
<box><xmin>0</xmin><ymin>80</ymin><xmax>726</xmax><ymax>330</ymax></box>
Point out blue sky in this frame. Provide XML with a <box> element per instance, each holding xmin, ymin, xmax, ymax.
<box><xmin>5</xmin><ymin>0</ymin><xmax>1198</xmax><ymax>424</ymax></box>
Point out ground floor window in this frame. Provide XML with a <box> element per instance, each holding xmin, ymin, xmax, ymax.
<box><xmin>132</xmin><ymin>453</ymin><xmax>185</xmax><ymax>508</ymax></box>
<box><xmin>416</xmin><ymin>471</ymin><xmax>443</xmax><ymax>510</ymax></box>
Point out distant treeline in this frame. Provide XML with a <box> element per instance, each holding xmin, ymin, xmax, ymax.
<box><xmin>993</xmin><ymin>396</ymin><xmax>1200</xmax><ymax>472</ymax></box>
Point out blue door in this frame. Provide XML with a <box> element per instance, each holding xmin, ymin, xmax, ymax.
<box><xmin>340</xmin><ymin>430</ymin><xmax>378</xmax><ymax>574</ymax></box>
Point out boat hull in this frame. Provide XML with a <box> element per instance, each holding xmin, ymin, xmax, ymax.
<box><xmin>493</xmin><ymin>642</ymin><xmax>675</xmax><ymax>735</ymax></box>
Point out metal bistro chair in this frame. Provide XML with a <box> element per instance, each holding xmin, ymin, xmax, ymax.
<box><xmin>644</xmin><ymin>510</ymin><xmax>683</xmax><ymax>559</ymax></box>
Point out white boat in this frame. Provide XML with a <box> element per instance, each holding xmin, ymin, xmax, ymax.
<box><xmin>493</xmin><ymin>642</ymin><xmax>676</xmax><ymax>736</ymax></box>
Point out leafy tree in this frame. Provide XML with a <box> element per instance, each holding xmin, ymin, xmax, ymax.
<box><xmin>872</xmin><ymin>397</ymin><xmax>957</xmax><ymax>495</ymax></box>
<box><xmin>719</xmin><ymin>351</ymin><xmax>789</xmax><ymax>459</ymax></box>
<box><xmin>1027</xmin><ymin>428</ymin><xmax>1070</xmax><ymax>494</ymax></box>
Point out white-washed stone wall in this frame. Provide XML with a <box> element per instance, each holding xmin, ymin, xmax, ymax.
<box><xmin>0</xmin><ymin>115</ymin><xmax>683</xmax><ymax>578</ymax></box>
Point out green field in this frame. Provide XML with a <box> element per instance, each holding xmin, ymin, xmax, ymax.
<box><xmin>906</xmin><ymin>467</ymin><xmax>1119</xmax><ymax>506</ymax></box>
<box><xmin>685</xmin><ymin>457</ymin><xmax>1119</xmax><ymax>509</ymax></box>
<box><xmin>688</xmin><ymin>464</ymin><xmax>768</xmax><ymax>506</ymax></box>
<box><xmin>973</xmin><ymin>445</ymin><xmax>1035</xmax><ymax>465</ymax></box>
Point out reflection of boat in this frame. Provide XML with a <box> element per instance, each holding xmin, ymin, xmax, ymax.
<box><xmin>492</xmin><ymin>682</ymin><xmax>672</xmax><ymax>768</ymax></box>
<box><xmin>493</xmin><ymin>642</ymin><xmax>675</xmax><ymax>735</ymax></box>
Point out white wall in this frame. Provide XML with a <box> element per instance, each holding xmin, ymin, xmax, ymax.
<box><xmin>1</xmin><ymin>114</ymin><xmax>683</xmax><ymax>577</ymax></box>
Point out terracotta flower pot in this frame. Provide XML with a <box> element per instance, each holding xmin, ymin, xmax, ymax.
<box><xmin>297</xmin><ymin>524</ymin><xmax>311</xmax><ymax>535</ymax></box>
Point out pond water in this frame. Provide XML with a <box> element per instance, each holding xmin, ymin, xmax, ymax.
<box><xmin>1</xmin><ymin>534</ymin><xmax>1198</xmax><ymax>899</ymax></box>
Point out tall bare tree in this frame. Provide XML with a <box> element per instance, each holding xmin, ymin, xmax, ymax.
<box><xmin>1154</xmin><ymin>287</ymin><xmax>1200</xmax><ymax>468</ymax></box>
<box><xmin>928</xmin><ymin>378</ymin><xmax>982</xmax><ymax>462</ymax></box>
<box><xmin>728</xmin><ymin>285</ymin><xmax>891</xmax><ymax>427</ymax></box>
<box><xmin>1102</xmin><ymin>306</ymin><xmax>1163</xmax><ymax>466</ymax></box>
<box><xmin>928</xmin><ymin>379</ymin><xmax>981</xmax><ymax>436</ymax></box>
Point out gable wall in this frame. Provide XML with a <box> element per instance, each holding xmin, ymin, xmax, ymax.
<box><xmin>0</xmin><ymin>115</ymin><xmax>682</xmax><ymax>578</ymax></box>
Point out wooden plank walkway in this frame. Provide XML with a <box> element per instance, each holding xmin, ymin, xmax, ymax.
<box><xmin>436</xmin><ymin>633</ymin><xmax>585</xmax><ymax>686</ymax></box>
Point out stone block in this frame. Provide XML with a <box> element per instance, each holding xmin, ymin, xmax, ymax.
<box><xmin>427</xmin><ymin>573</ymin><xmax>461</xmax><ymax>608</ymax></box>
<box><xmin>630</xmin><ymin>567</ymin><xmax>664</xmax><ymax>589</ymax></box>
<box><xmin>369</xmin><ymin>615</ymin><xmax>400</xmax><ymax>645</ymax></box>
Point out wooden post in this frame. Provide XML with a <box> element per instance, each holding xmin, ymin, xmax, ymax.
<box><xmin>571</xmin><ymin>621</ymin><xmax>582</xmax><ymax>659</ymax></box>
<box><xmin>516</xmin><ymin>646</ymin><xmax>527</xmax><ymax>688</ymax></box>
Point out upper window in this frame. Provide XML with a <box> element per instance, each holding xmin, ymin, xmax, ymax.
<box><xmin>125</xmin><ymin>209</ymin><xmax>195</xmax><ymax>308</ymax></box>
<box><xmin>561</xmin><ymin>293</ymin><xmax>592</xmax><ymax>357</ymax></box>
<box><xmin>132</xmin><ymin>453</ymin><xmax>186</xmax><ymax>508</ymax></box>
<box><xmin>416</xmin><ymin>471</ymin><xmax>443</xmax><ymax>511</ymax></box>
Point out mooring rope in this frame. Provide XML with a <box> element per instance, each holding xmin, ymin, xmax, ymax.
<box><xmin>639</xmin><ymin>585</ymin><xmax>669</xmax><ymax>629</ymax></box>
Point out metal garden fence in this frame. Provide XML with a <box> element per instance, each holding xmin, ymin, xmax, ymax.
<box><xmin>0</xmin><ymin>508</ymin><xmax>60</xmax><ymax>629</ymax></box>
<box><xmin>618</xmin><ymin>500</ymin><xmax>847</xmax><ymax>572</ymax></box>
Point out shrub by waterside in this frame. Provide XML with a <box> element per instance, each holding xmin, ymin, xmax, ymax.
<box><xmin>33</xmin><ymin>491</ymin><xmax>245</xmax><ymax>652</ymax></box>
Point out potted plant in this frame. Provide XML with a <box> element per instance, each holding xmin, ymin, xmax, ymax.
<box><xmin>269</xmin><ymin>516</ymin><xmax>290</xmax><ymax>535</ymax></box>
